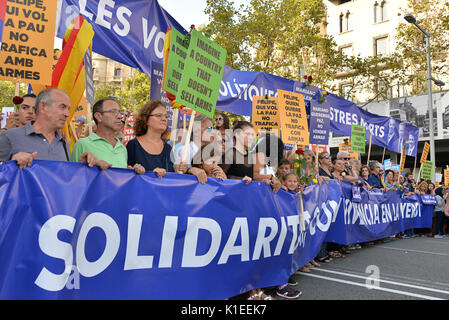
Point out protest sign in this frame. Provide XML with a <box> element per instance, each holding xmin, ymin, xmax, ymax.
<box><xmin>83</xmin><ymin>49</ymin><xmax>94</xmax><ymax>105</ymax></box>
<box><xmin>383</xmin><ymin>159</ymin><xmax>392</xmax><ymax>170</ymax></box>
<box><xmin>151</xmin><ymin>61</ymin><xmax>174</xmax><ymax>131</ymax></box>
<box><xmin>421</xmin><ymin>160</ymin><xmax>433</xmax><ymax>180</ymax></box>
<box><xmin>338</xmin><ymin>142</ymin><xmax>357</xmax><ymax>160</ymax></box>
<box><xmin>277</xmin><ymin>90</ymin><xmax>309</xmax><ymax>146</ymax></box>
<box><xmin>0</xmin><ymin>0</ymin><xmax>57</xmax><ymax>85</ymax></box>
<box><xmin>309</xmin><ymin>101</ymin><xmax>330</xmax><ymax>145</ymax></box>
<box><xmin>350</xmin><ymin>124</ymin><xmax>366</xmax><ymax>154</ymax></box>
<box><xmin>1</xmin><ymin>106</ymin><xmax>14</xmax><ymax>128</ymax></box>
<box><xmin>445</xmin><ymin>169</ymin><xmax>449</xmax><ymax>187</ymax></box>
<box><xmin>251</xmin><ymin>96</ymin><xmax>280</xmax><ymax>135</ymax></box>
<box><xmin>162</xmin><ymin>28</ymin><xmax>189</xmax><ymax>96</ymax></box>
<box><xmin>400</xmin><ymin>145</ymin><xmax>407</xmax><ymax>172</ymax></box>
<box><xmin>420</xmin><ymin>141</ymin><xmax>430</xmax><ymax>164</ymax></box>
<box><xmin>124</xmin><ymin>113</ymin><xmax>135</xmax><ymax>146</ymax></box>
<box><xmin>176</xmin><ymin>29</ymin><xmax>226</xmax><ymax>118</ymax></box>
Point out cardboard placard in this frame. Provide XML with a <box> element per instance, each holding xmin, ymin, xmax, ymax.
<box><xmin>277</xmin><ymin>90</ymin><xmax>309</xmax><ymax>146</ymax></box>
<box><xmin>162</xmin><ymin>28</ymin><xmax>189</xmax><ymax>96</ymax></box>
<box><xmin>350</xmin><ymin>124</ymin><xmax>366</xmax><ymax>154</ymax></box>
<box><xmin>0</xmin><ymin>0</ymin><xmax>57</xmax><ymax>85</ymax></box>
<box><xmin>420</xmin><ymin>141</ymin><xmax>430</xmax><ymax>165</ymax></box>
<box><xmin>251</xmin><ymin>96</ymin><xmax>280</xmax><ymax>136</ymax></box>
<box><xmin>421</xmin><ymin>160</ymin><xmax>433</xmax><ymax>180</ymax></box>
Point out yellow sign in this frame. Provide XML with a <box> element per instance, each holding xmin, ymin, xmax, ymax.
<box><xmin>444</xmin><ymin>169</ymin><xmax>449</xmax><ymax>187</ymax></box>
<box><xmin>400</xmin><ymin>145</ymin><xmax>407</xmax><ymax>172</ymax></box>
<box><xmin>251</xmin><ymin>96</ymin><xmax>280</xmax><ymax>136</ymax></box>
<box><xmin>420</xmin><ymin>142</ymin><xmax>430</xmax><ymax>165</ymax></box>
<box><xmin>277</xmin><ymin>90</ymin><xmax>309</xmax><ymax>146</ymax></box>
<box><xmin>0</xmin><ymin>0</ymin><xmax>57</xmax><ymax>85</ymax></box>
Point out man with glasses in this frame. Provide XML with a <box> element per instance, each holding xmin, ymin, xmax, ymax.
<box><xmin>336</xmin><ymin>151</ymin><xmax>358</xmax><ymax>183</ymax></box>
<box><xmin>71</xmin><ymin>97</ymin><xmax>144</xmax><ymax>173</ymax></box>
<box><xmin>368</xmin><ymin>160</ymin><xmax>382</xmax><ymax>188</ymax></box>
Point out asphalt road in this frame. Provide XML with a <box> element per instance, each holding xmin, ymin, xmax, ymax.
<box><xmin>284</xmin><ymin>236</ymin><xmax>449</xmax><ymax>300</ymax></box>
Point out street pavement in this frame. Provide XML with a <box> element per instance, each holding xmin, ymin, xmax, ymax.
<box><xmin>284</xmin><ymin>236</ymin><xmax>449</xmax><ymax>300</ymax></box>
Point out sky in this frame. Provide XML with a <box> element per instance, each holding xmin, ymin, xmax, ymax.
<box><xmin>158</xmin><ymin>0</ymin><xmax>210</xmax><ymax>30</ymax></box>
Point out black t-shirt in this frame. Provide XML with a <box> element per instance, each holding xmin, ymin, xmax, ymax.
<box><xmin>126</xmin><ymin>138</ymin><xmax>174</xmax><ymax>172</ymax></box>
<box><xmin>221</xmin><ymin>147</ymin><xmax>253</xmax><ymax>179</ymax></box>
<box><xmin>319</xmin><ymin>167</ymin><xmax>334</xmax><ymax>179</ymax></box>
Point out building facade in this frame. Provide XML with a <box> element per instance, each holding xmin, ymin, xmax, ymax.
<box><xmin>92</xmin><ymin>53</ymin><xmax>134</xmax><ymax>88</ymax></box>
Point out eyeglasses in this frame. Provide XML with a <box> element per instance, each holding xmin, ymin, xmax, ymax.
<box><xmin>149</xmin><ymin>113</ymin><xmax>170</xmax><ymax>119</ymax></box>
<box><xmin>215</xmin><ymin>117</ymin><xmax>223</xmax><ymax>121</ymax></box>
<box><xmin>343</xmin><ymin>157</ymin><xmax>350</xmax><ymax>161</ymax></box>
<box><xmin>320</xmin><ymin>155</ymin><xmax>331</xmax><ymax>160</ymax></box>
<box><xmin>100</xmin><ymin>110</ymin><xmax>124</xmax><ymax>117</ymax></box>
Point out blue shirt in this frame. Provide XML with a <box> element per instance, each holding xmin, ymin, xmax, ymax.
<box><xmin>368</xmin><ymin>173</ymin><xmax>382</xmax><ymax>188</ymax></box>
<box><xmin>126</xmin><ymin>138</ymin><xmax>174</xmax><ymax>172</ymax></box>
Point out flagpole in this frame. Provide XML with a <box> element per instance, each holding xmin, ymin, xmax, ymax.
<box><xmin>366</xmin><ymin>132</ymin><xmax>373</xmax><ymax>165</ymax></box>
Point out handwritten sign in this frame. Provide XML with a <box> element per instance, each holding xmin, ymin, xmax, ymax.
<box><xmin>0</xmin><ymin>0</ymin><xmax>57</xmax><ymax>85</ymax></box>
<box><xmin>176</xmin><ymin>29</ymin><xmax>226</xmax><ymax>118</ymax></box>
<box><xmin>162</xmin><ymin>28</ymin><xmax>189</xmax><ymax>96</ymax></box>
<box><xmin>421</xmin><ymin>160</ymin><xmax>433</xmax><ymax>181</ymax></box>
<box><xmin>338</xmin><ymin>142</ymin><xmax>358</xmax><ymax>160</ymax></box>
<box><xmin>420</xmin><ymin>141</ymin><xmax>430</xmax><ymax>165</ymax></box>
<box><xmin>277</xmin><ymin>90</ymin><xmax>309</xmax><ymax>146</ymax></box>
<box><xmin>251</xmin><ymin>96</ymin><xmax>280</xmax><ymax>136</ymax></box>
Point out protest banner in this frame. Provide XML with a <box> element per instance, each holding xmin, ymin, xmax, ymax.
<box><xmin>251</xmin><ymin>96</ymin><xmax>280</xmax><ymax>136</ymax></box>
<box><xmin>308</xmin><ymin>101</ymin><xmax>330</xmax><ymax>145</ymax></box>
<box><xmin>277</xmin><ymin>90</ymin><xmax>309</xmax><ymax>146</ymax></box>
<box><xmin>350</xmin><ymin>124</ymin><xmax>366</xmax><ymax>154</ymax></box>
<box><xmin>176</xmin><ymin>29</ymin><xmax>226</xmax><ymax>119</ymax></box>
<box><xmin>0</xmin><ymin>0</ymin><xmax>6</xmax><ymax>45</ymax></box>
<box><xmin>420</xmin><ymin>141</ymin><xmax>430</xmax><ymax>165</ymax></box>
<box><xmin>162</xmin><ymin>28</ymin><xmax>189</xmax><ymax>96</ymax></box>
<box><xmin>0</xmin><ymin>0</ymin><xmax>57</xmax><ymax>85</ymax></box>
<box><xmin>421</xmin><ymin>160</ymin><xmax>434</xmax><ymax>180</ymax></box>
<box><xmin>150</xmin><ymin>61</ymin><xmax>174</xmax><ymax>133</ymax></box>
<box><xmin>0</xmin><ymin>161</ymin><xmax>432</xmax><ymax>299</ymax></box>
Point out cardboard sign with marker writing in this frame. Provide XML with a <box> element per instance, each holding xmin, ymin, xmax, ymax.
<box><xmin>277</xmin><ymin>90</ymin><xmax>309</xmax><ymax>146</ymax></box>
<box><xmin>0</xmin><ymin>0</ymin><xmax>57</xmax><ymax>85</ymax></box>
<box><xmin>251</xmin><ymin>96</ymin><xmax>280</xmax><ymax>136</ymax></box>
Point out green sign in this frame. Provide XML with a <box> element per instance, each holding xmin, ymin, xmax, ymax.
<box><xmin>162</xmin><ymin>28</ymin><xmax>189</xmax><ymax>96</ymax></box>
<box><xmin>421</xmin><ymin>161</ymin><xmax>434</xmax><ymax>180</ymax></box>
<box><xmin>176</xmin><ymin>29</ymin><xmax>227</xmax><ymax>118</ymax></box>
<box><xmin>351</xmin><ymin>124</ymin><xmax>366</xmax><ymax>154</ymax></box>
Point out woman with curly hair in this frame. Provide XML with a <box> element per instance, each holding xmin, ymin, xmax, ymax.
<box><xmin>126</xmin><ymin>100</ymin><xmax>186</xmax><ymax>177</ymax></box>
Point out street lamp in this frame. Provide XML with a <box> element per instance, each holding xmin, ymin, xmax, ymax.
<box><xmin>404</xmin><ymin>14</ymin><xmax>443</xmax><ymax>182</ymax></box>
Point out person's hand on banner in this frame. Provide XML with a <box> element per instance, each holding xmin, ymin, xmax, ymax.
<box><xmin>242</xmin><ymin>176</ymin><xmax>252</xmax><ymax>185</ymax></box>
<box><xmin>129</xmin><ymin>163</ymin><xmax>145</xmax><ymax>175</ymax></box>
<box><xmin>11</xmin><ymin>152</ymin><xmax>37</xmax><ymax>169</ymax></box>
<box><xmin>97</xmin><ymin>160</ymin><xmax>112</xmax><ymax>171</ymax></box>
<box><xmin>78</xmin><ymin>151</ymin><xmax>98</xmax><ymax>167</ymax></box>
<box><xmin>188</xmin><ymin>167</ymin><xmax>208</xmax><ymax>184</ymax></box>
<box><xmin>318</xmin><ymin>176</ymin><xmax>329</xmax><ymax>185</ymax></box>
<box><xmin>211</xmin><ymin>166</ymin><xmax>226</xmax><ymax>181</ymax></box>
<box><xmin>153</xmin><ymin>167</ymin><xmax>167</xmax><ymax>179</ymax></box>
<box><xmin>269</xmin><ymin>176</ymin><xmax>282</xmax><ymax>193</ymax></box>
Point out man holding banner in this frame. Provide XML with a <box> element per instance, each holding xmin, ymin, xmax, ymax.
<box><xmin>0</xmin><ymin>88</ymin><xmax>101</xmax><ymax>168</ymax></box>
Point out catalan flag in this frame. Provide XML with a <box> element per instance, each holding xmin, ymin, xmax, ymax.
<box><xmin>0</xmin><ymin>0</ymin><xmax>7</xmax><ymax>46</ymax></box>
<box><xmin>51</xmin><ymin>16</ymin><xmax>94</xmax><ymax>151</ymax></box>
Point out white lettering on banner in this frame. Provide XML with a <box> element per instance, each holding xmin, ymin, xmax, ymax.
<box><xmin>343</xmin><ymin>200</ymin><xmax>421</xmax><ymax>225</ymax></box>
<box><xmin>34</xmin><ymin>202</ymin><xmax>338</xmax><ymax>291</ymax></box>
<box><xmin>142</xmin><ymin>18</ymin><xmax>164</xmax><ymax>58</ymax></box>
<box><xmin>219</xmin><ymin>80</ymin><xmax>277</xmax><ymax>101</ymax></box>
<box><xmin>95</xmin><ymin>0</ymin><xmax>115</xmax><ymax>29</ymax></box>
<box><xmin>329</xmin><ymin>107</ymin><xmax>386</xmax><ymax>139</ymax></box>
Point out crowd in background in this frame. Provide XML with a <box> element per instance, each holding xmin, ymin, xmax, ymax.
<box><xmin>1</xmin><ymin>90</ymin><xmax>448</xmax><ymax>300</ymax></box>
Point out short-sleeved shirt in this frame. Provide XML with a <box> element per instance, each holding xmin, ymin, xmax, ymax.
<box><xmin>126</xmin><ymin>138</ymin><xmax>174</xmax><ymax>172</ymax></box>
<box><xmin>71</xmin><ymin>132</ymin><xmax>127</xmax><ymax>168</ymax></box>
<box><xmin>221</xmin><ymin>147</ymin><xmax>254</xmax><ymax>179</ymax></box>
<box><xmin>368</xmin><ymin>173</ymin><xmax>382</xmax><ymax>188</ymax></box>
<box><xmin>0</xmin><ymin>121</ymin><xmax>69</xmax><ymax>162</ymax></box>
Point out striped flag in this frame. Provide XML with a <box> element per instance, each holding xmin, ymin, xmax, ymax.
<box><xmin>52</xmin><ymin>16</ymin><xmax>94</xmax><ymax>151</ymax></box>
<box><xmin>0</xmin><ymin>0</ymin><xmax>7</xmax><ymax>46</ymax></box>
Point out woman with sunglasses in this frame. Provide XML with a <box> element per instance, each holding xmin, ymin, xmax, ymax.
<box><xmin>126</xmin><ymin>100</ymin><xmax>184</xmax><ymax>177</ymax></box>
<box><xmin>318</xmin><ymin>152</ymin><xmax>334</xmax><ymax>179</ymax></box>
<box><xmin>215</xmin><ymin>112</ymin><xmax>233</xmax><ymax>153</ymax></box>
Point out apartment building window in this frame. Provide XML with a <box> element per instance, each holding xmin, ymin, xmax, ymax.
<box><xmin>114</xmin><ymin>68</ymin><xmax>122</xmax><ymax>78</ymax></box>
<box><xmin>339</xmin><ymin>11</ymin><xmax>351</xmax><ymax>33</ymax></box>
<box><xmin>374</xmin><ymin>1</ymin><xmax>387</xmax><ymax>23</ymax></box>
<box><xmin>374</xmin><ymin>36</ymin><xmax>388</xmax><ymax>56</ymax></box>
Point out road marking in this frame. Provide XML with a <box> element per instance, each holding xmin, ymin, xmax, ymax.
<box><xmin>314</xmin><ymin>268</ymin><xmax>449</xmax><ymax>295</ymax></box>
<box><xmin>300</xmin><ymin>273</ymin><xmax>445</xmax><ymax>300</ymax></box>
<box><xmin>376</xmin><ymin>246</ymin><xmax>449</xmax><ymax>257</ymax></box>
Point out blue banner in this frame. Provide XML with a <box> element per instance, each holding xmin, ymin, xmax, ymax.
<box><xmin>309</xmin><ymin>101</ymin><xmax>330</xmax><ymax>145</ymax></box>
<box><xmin>0</xmin><ymin>161</ymin><xmax>434</xmax><ymax>299</ymax></box>
<box><xmin>325</xmin><ymin>181</ymin><xmax>433</xmax><ymax>244</ymax></box>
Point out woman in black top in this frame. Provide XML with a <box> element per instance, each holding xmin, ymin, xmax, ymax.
<box><xmin>127</xmin><ymin>100</ymin><xmax>182</xmax><ymax>177</ymax></box>
<box><xmin>318</xmin><ymin>151</ymin><xmax>334</xmax><ymax>179</ymax></box>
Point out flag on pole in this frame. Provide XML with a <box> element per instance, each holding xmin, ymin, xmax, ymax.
<box><xmin>0</xmin><ymin>0</ymin><xmax>7</xmax><ymax>46</ymax></box>
<box><xmin>51</xmin><ymin>16</ymin><xmax>94</xmax><ymax>152</ymax></box>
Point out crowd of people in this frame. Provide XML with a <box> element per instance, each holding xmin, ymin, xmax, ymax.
<box><xmin>1</xmin><ymin>89</ymin><xmax>448</xmax><ymax>300</ymax></box>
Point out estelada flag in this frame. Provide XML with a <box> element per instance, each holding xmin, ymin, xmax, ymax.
<box><xmin>52</xmin><ymin>16</ymin><xmax>94</xmax><ymax>152</ymax></box>
<box><xmin>0</xmin><ymin>0</ymin><xmax>7</xmax><ymax>46</ymax></box>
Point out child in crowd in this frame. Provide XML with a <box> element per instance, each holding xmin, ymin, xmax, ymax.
<box><xmin>277</xmin><ymin>158</ymin><xmax>292</xmax><ymax>179</ymax></box>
